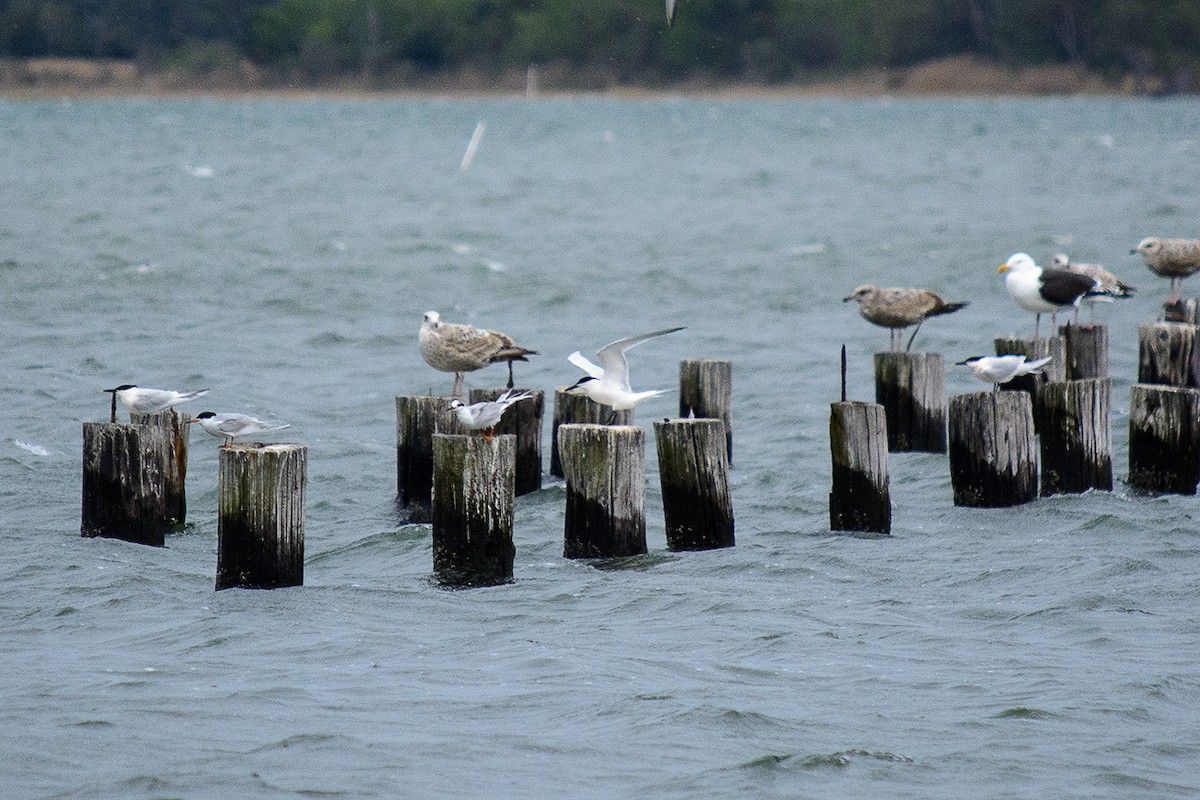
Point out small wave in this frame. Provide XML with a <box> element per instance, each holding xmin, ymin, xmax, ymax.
<box><xmin>993</xmin><ymin>707</ymin><xmax>1059</xmax><ymax>720</ymax></box>
<box><xmin>14</xmin><ymin>439</ymin><xmax>51</xmax><ymax>456</ymax></box>
<box><xmin>739</xmin><ymin>749</ymin><xmax>915</xmax><ymax>770</ymax></box>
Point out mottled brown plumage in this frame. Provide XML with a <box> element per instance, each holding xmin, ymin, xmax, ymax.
<box><xmin>1133</xmin><ymin>237</ymin><xmax>1200</xmax><ymax>303</ymax></box>
<box><xmin>419</xmin><ymin>311</ymin><xmax>536</xmax><ymax>397</ymax></box>
<box><xmin>843</xmin><ymin>285</ymin><xmax>968</xmax><ymax>351</ymax></box>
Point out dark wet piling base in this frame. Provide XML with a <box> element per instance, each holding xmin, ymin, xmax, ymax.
<box><xmin>432</xmin><ymin>434</ymin><xmax>515</xmax><ymax>588</ymax></box>
<box><xmin>1128</xmin><ymin>383</ymin><xmax>1200</xmax><ymax>495</ymax></box>
<box><xmin>679</xmin><ymin>358</ymin><xmax>734</xmax><ymax>464</ymax></box>
<box><xmin>1039</xmin><ymin>378</ymin><xmax>1112</xmax><ymax>495</ymax></box>
<box><xmin>216</xmin><ymin>444</ymin><xmax>306</xmax><ymax>590</ymax></box>
<box><xmin>550</xmin><ymin>389</ymin><xmax>632</xmax><ymax>478</ymax></box>
<box><xmin>874</xmin><ymin>352</ymin><xmax>946</xmax><ymax>453</ymax></box>
<box><xmin>559</xmin><ymin>424</ymin><xmax>646</xmax><ymax>558</ymax></box>
<box><xmin>395</xmin><ymin>395</ymin><xmax>463</xmax><ymax>522</ymax></box>
<box><xmin>948</xmin><ymin>391</ymin><xmax>1037</xmax><ymax>508</ymax></box>
<box><xmin>468</xmin><ymin>387</ymin><xmax>544</xmax><ymax>496</ymax></box>
<box><xmin>81</xmin><ymin>421</ymin><xmax>171</xmax><ymax>546</ymax></box>
<box><xmin>654</xmin><ymin>418</ymin><xmax>734</xmax><ymax>550</ymax></box>
<box><xmin>828</xmin><ymin>401</ymin><xmax>890</xmax><ymax>534</ymax></box>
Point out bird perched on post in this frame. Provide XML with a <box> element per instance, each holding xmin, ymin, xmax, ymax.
<box><xmin>103</xmin><ymin>384</ymin><xmax>209</xmax><ymax>417</ymax></box>
<box><xmin>1050</xmin><ymin>254</ymin><xmax>1135</xmax><ymax>325</ymax></box>
<box><xmin>843</xmin><ymin>285</ymin><xmax>969</xmax><ymax>352</ymax></box>
<box><xmin>566</xmin><ymin>326</ymin><xmax>685</xmax><ymax>421</ymax></box>
<box><xmin>999</xmin><ymin>252</ymin><xmax>1099</xmax><ymax>338</ymax></box>
<box><xmin>447</xmin><ymin>389</ymin><xmax>533</xmax><ymax>440</ymax></box>
<box><xmin>188</xmin><ymin>411</ymin><xmax>291</xmax><ymax>448</ymax></box>
<box><xmin>1131</xmin><ymin>237</ymin><xmax>1200</xmax><ymax>305</ymax></box>
<box><xmin>955</xmin><ymin>355</ymin><xmax>1053</xmax><ymax>391</ymax></box>
<box><xmin>419</xmin><ymin>311</ymin><xmax>537</xmax><ymax>398</ymax></box>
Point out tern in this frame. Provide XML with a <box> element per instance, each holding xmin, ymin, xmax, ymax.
<box><xmin>566</xmin><ymin>326</ymin><xmax>685</xmax><ymax>420</ymax></box>
<box><xmin>448</xmin><ymin>389</ymin><xmax>533</xmax><ymax>440</ymax></box>
<box><xmin>998</xmin><ymin>252</ymin><xmax>1098</xmax><ymax>338</ymax></box>
<box><xmin>103</xmin><ymin>384</ymin><xmax>209</xmax><ymax>415</ymax></box>
<box><xmin>955</xmin><ymin>355</ymin><xmax>1053</xmax><ymax>391</ymax></box>
<box><xmin>419</xmin><ymin>310</ymin><xmax>537</xmax><ymax>398</ymax></box>
<box><xmin>188</xmin><ymin>411</ymin><xmax>291</xmax><ymax>448</ymax></box>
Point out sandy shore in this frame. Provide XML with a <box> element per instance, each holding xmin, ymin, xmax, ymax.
<box><xmin>0</xmin><ymin>54</ymin><xmax>1158</xmax><ymax>100</ymax></box>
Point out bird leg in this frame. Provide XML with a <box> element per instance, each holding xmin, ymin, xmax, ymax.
<box><xmin>506</xmin><ymin>361</ymin><xmax>515</xmax><ymax>389</ymax></box>
<box><xmin>452</xmin><ymin>372</ymin><xmax>464</xmax><ymax>400</ymax></box>
<box><xmin>607</xmin><ymin>409</ymin><xmax>618</xmax><ymax>424</ymax></box>
<box><xmin>482</xmin><ymin>427</ymin><xmax>495</xmax><ymax>441</ymax></box>
<box><xmin>905</xmin><ymin>321</ymin><xmax>924</xmax><ymax>352</ymax></box>
<box><xmin>1034</xmin><ymin>313</ymin><xmax>1042</xmax><ymax>340</ymax></box>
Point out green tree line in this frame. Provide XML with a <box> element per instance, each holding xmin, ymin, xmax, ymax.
<box><xmin>1</xmin><ymin>0</ymin><xmax>1197</xmax><ymax>88</ymax></box>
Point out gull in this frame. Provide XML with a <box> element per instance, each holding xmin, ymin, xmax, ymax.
<box><xmin>843</xmin><ymin>285</ymin><xmax>968</xmax><ymax>352</ymax></box>
<box><xmin>103</xmin><ymin>384</ymin><xmax>208</xmax><ymax>416</ymax></box>
<box><xmin>448</xmin><ymin>389</ymin><xmax>533</xmax><ymax>440</ymax></box>
<box><xmin>188</xmin><ymin>411</ymin><xmax>291</xmax><ymax>448</ymax></box>
<box><xmin>955</xmin><ymin>355</ymin><xmax>1053</xmax><ymax>391</ymax></box>
<box><xmin>566</xmin><ymin>326</ymin><xmax>685</xmax><ymax>420</ymax></box>
<box><xmin>998</xmin><ymin>252</ymin><xmax>1098</xmax><ymax>338</ymax></box>
<box><xmin>419</xmin><ymin>311</ymin><xmax>537</xmax><ymax>398</ymax></box>
<box><xmin>1131</xmin><ymin>237</ymin><xmax>1200</xmax><ymax>305</ymax></box>
<box><xmin>1051</xmin><ymin>254</ymin><xmax>1135</xmax><ymax>324</ymax></box>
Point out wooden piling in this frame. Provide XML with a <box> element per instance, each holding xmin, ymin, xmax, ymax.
<box><xmin>874</xmin><ymin>352</ymin><xmax>946</xmax><ymax>452</ymax></box>
<box><xmin>216</xmin><ymin>444</ymin><xmax>306</xmax><ymax>590</ymax></box>
<box><xmin>828</xmin><ymin>401</ymin><xmax>891</xmax><ymax>534</ymax></box>
<box><xmin>1039</xmin><ymin>378</ymin><xmax>1113</xmax><ymax>495</ymax></box>
<box><xmin>994</xmin><ymin>335</ymin><xmax>1065</xmax><ymax>430</ymax></box>
<box><xmin>468</xmin><ymin>387</ymin><xmax>543</xmax><ymax>496</ymax></box>
<box><xmin>549</xmin><ymin>389</ymin><xmax>632</xmax><ymax>478</ymax></box>
<box><xmin>653</xmin><ymin>418</ymin><xmax>734</xmax><ymax>550</ymax></box>
<box><xmin>395</xmin><ymin>395</ymin><xmax>463</xmax><ymax>520</ymax></box>
<box><xmin>1128</xmin><ymin>384</ymin><xmax>1200</xmax><ymax>495</ymax></box>
<box><xmin>1137</xmin><ymin>322</ymin><xmax>1200</xmax><ymax>388</ymax></box>
<box><xmin>130</xmin><ymin>409</ymin><xmax>189</xmax><ymax>526</ymax></box>
<box><xmin>431</xmin><ymin>434</ymin><xmax>516</xmax><ymax>587</ymax></box>
<box><xmin>558</xmin><ymin>424</ymin><xmax>646</xmax><ymax>558</ymax></box>
<box><xmin>1061</xmin><ymin>324</ymin><xmax>1108</xmax><ymax>380</ymax></box>
<box><xmin>948</xmin><ymin>391</ymin><xmax>1038</xmax><ymax>507</ymax></box>
<box><xmin>81</xmin><ymin>422</ymin><xmax>171</xmax><ymax>546</ymax></box>
<box><xmin>679</xmin><ymin>358</ymin><xmax>733</xmax><ymax>463</ymax></box>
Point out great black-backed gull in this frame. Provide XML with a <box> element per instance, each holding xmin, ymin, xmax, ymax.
<box><xmin>999</xmin><ymin>252</ymin><xmax>1097</xmax><ymax>338</ymax></box>
<box><xmin>843</xmin><ymin>285</ymin><xmax>969</xmax><ymax>352</ymax></box>
<box><xmin>419</xmin><ymin>311</ymin><xmax>537</xmax><ymax>398</ymax></box>
<box><xmin>1131</xmin><ymin>237</ymin><xmax>1200</xmax><ymax>304</ymax></box>
<box><xmin>955</xmin><ymin>355</ymin><xmax>1053</xmax><ymax>391</ymax></box>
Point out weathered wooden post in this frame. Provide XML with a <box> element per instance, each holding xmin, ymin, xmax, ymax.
<box><xmin>1039</xmin><ymin>378</ymin><xmax>1112</xmax><ymax>495</ymax></box>
<box><xmin>948</xmin><ymin>391</ymin><xmax>1038</xmax><ymax>507</ymax></box>
<box><xmin>549</xmin><ymin>389</ymin><xmax>631</xmax><ymax>478</ymax></box>
<box><xmin>829</xmin><ymin>400</ymin><xmax>891</xmax><ymax>534</ymax></box>
<box><xmin>653</xmin><ymin>418</ymin><xmax>734</xmax><ymax>550</ymax></box>
<box><xmin>395</xmin><ymin>395</ymin><xmax>462</xmax><ymax>520</ymax></box>
<box><xmin>130</xmin><ymin>409</ymin><xmax>189</xmax><ymax>525</ymax></box>
<box><xmin>216</xmin><ymin>444</ymin><xmax>306</xmax><ymax>590</ymax></box>
<box><xmin>679</xmin><ymin>358</ymin><xmax>733</xmax><ymax>463</ymax></box>
<box><xmin>559</xmin><ymin>424</ymin><xmax>646</xmax><ymax>558</ymax></box>
<box><xmin>995</xmin><ymin>335</ymin><xmax>1065</xmax><ymax>430</ymax></box>
<box><xmin>431</xmin><ymin>434</ymin><xmax>516</xmax><ymax>587</ymax></box>
<box><xmin>1128</xmin><ymin>384</ymin><xmax>1200</xmax><ymax>494</ymax></box>
<box><xmin>468</xmin><ymin>387</ymin><xmax>543</xmax><ymax>496</ymax></box>
<box><xmin>1061</xmin><ymin>324</ymin><xmax>1108</xmax><ymax>380</ymax></box>
<box><xmin>1137</xmin><ymin>322</ymin><xmax>1200</xmax><ymax>388</ymax></box>
<box><xmin>874</xmin><ymin>351</ymin><xmax>946</xmax><ymax>452</ymax></box>
<box><xmin>81</xmin><ymin>421</ymin><xmax>171</xmax><ymax>546</ymax></box>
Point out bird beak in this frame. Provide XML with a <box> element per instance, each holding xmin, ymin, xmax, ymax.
<box><xmin>1129</xmin><ymin>248</ymin><xmax>1137</xmax><ymax>255</ymax></box>
<box><xmin>997</xmin><ymin>263</ymin><xmax>1010</xmax><ymax>273</ymax></box>
<box><xmin>842</xmin><ymin>295</ymin><xmax>853</xmax><ymax>302</ymax></box>
<box><xmin>186</xmin><ymin>418</ymin><xmax>198</xmax><ymax>424</ymax></box>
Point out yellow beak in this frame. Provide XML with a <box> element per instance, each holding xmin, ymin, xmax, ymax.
<box><xmin>997</xmin><ymin>263</ymin><xmax>1010</xmax><ymax>273</ymax></box>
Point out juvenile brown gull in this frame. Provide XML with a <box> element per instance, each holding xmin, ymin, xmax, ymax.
<box><xmin>1131</xmin><ymin>237</ymin><xmax>1200</xmax><ymax>304</ymax></box>
<box><xmin>1051</xmin><ymin>254</ymin><xmax>1135</xmax><ymax>324</ymax></box>
<box><xmin>842</xmin><ymin>285</ymin><xmax>968</xmax><ymax>352</ymax></box>
<box><xmin>419</xmin><ymin>311</ymin><xmax>537</xmax><ymax>398</ymax></box>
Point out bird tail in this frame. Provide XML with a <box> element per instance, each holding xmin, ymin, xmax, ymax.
<box><xmin>930</xmin><ymin>300</ymin><xmax>969</xmax><ymax>317</ymax></box>
<box><xmin>183</xmin><ymin>389</ymin><xmax>210</xmax><ymax>402</ymax></box>
<box><xmin>1017</xmin><ymin>356</ymin><xmax>1053</xmax><ymax>376</ymax></box>
<box><xmin>491</xmin><ymin>346</ymin><xmax>537</xmax><ymax>364</ymax></box>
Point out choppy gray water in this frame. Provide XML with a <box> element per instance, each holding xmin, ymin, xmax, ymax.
<box><xmin>2</xmin><ymin>95</ymin><xmax>1199</xmax><ymax>799</ymax></box>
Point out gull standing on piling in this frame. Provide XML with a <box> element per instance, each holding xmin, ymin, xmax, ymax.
<box><xmin>843</xmin><ymin>285</ymin><xmax>968</xmax><ymax>352</ymax></box>
<box><xmin>566</xmin><ymin>326</ymin><xmax>685</xmax><ymax>420</ymax></box>
<box><xmin>103</xmin><ymin>384</ymin><xmax>209</xmax><ymax>416</ymax></box>
<box><xmin>955</xmin><ymin>355</ymin><xmax>1053</xmax><ymax>391</ymax></box>
<box><xmin>448</xmin><ymin>389</ymin><xmax>533</xmax><ymax>440</ymax></box>
<box><xmin>419</xmin><ymin>311</ymin><xmax>537</xmax><ymax>398</ymax></box>
<box><xmin>1131</xmin><ymin>237</ymin><xmax>1200</xmax><ymax>305</ymax></box>
<box><xmin>189</xmin><ymin>411</ymin><xmax>291</xmax><ymax>448</ymax></box>
<box><xmin>999</xmin><ymin>252</ymin><xmax>1098</xmax><ymax>338</ymax></box>
<box><xmin>1051</xmin><ymin>254</ymin><xmax>1135</xmax><ymax>324</ymax></box>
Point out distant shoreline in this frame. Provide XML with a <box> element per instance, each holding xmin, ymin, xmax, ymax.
<box><xmin>0</xmin><ymin>54</ymin><xmax>1176</xmax><ymax>100</ymax></box>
